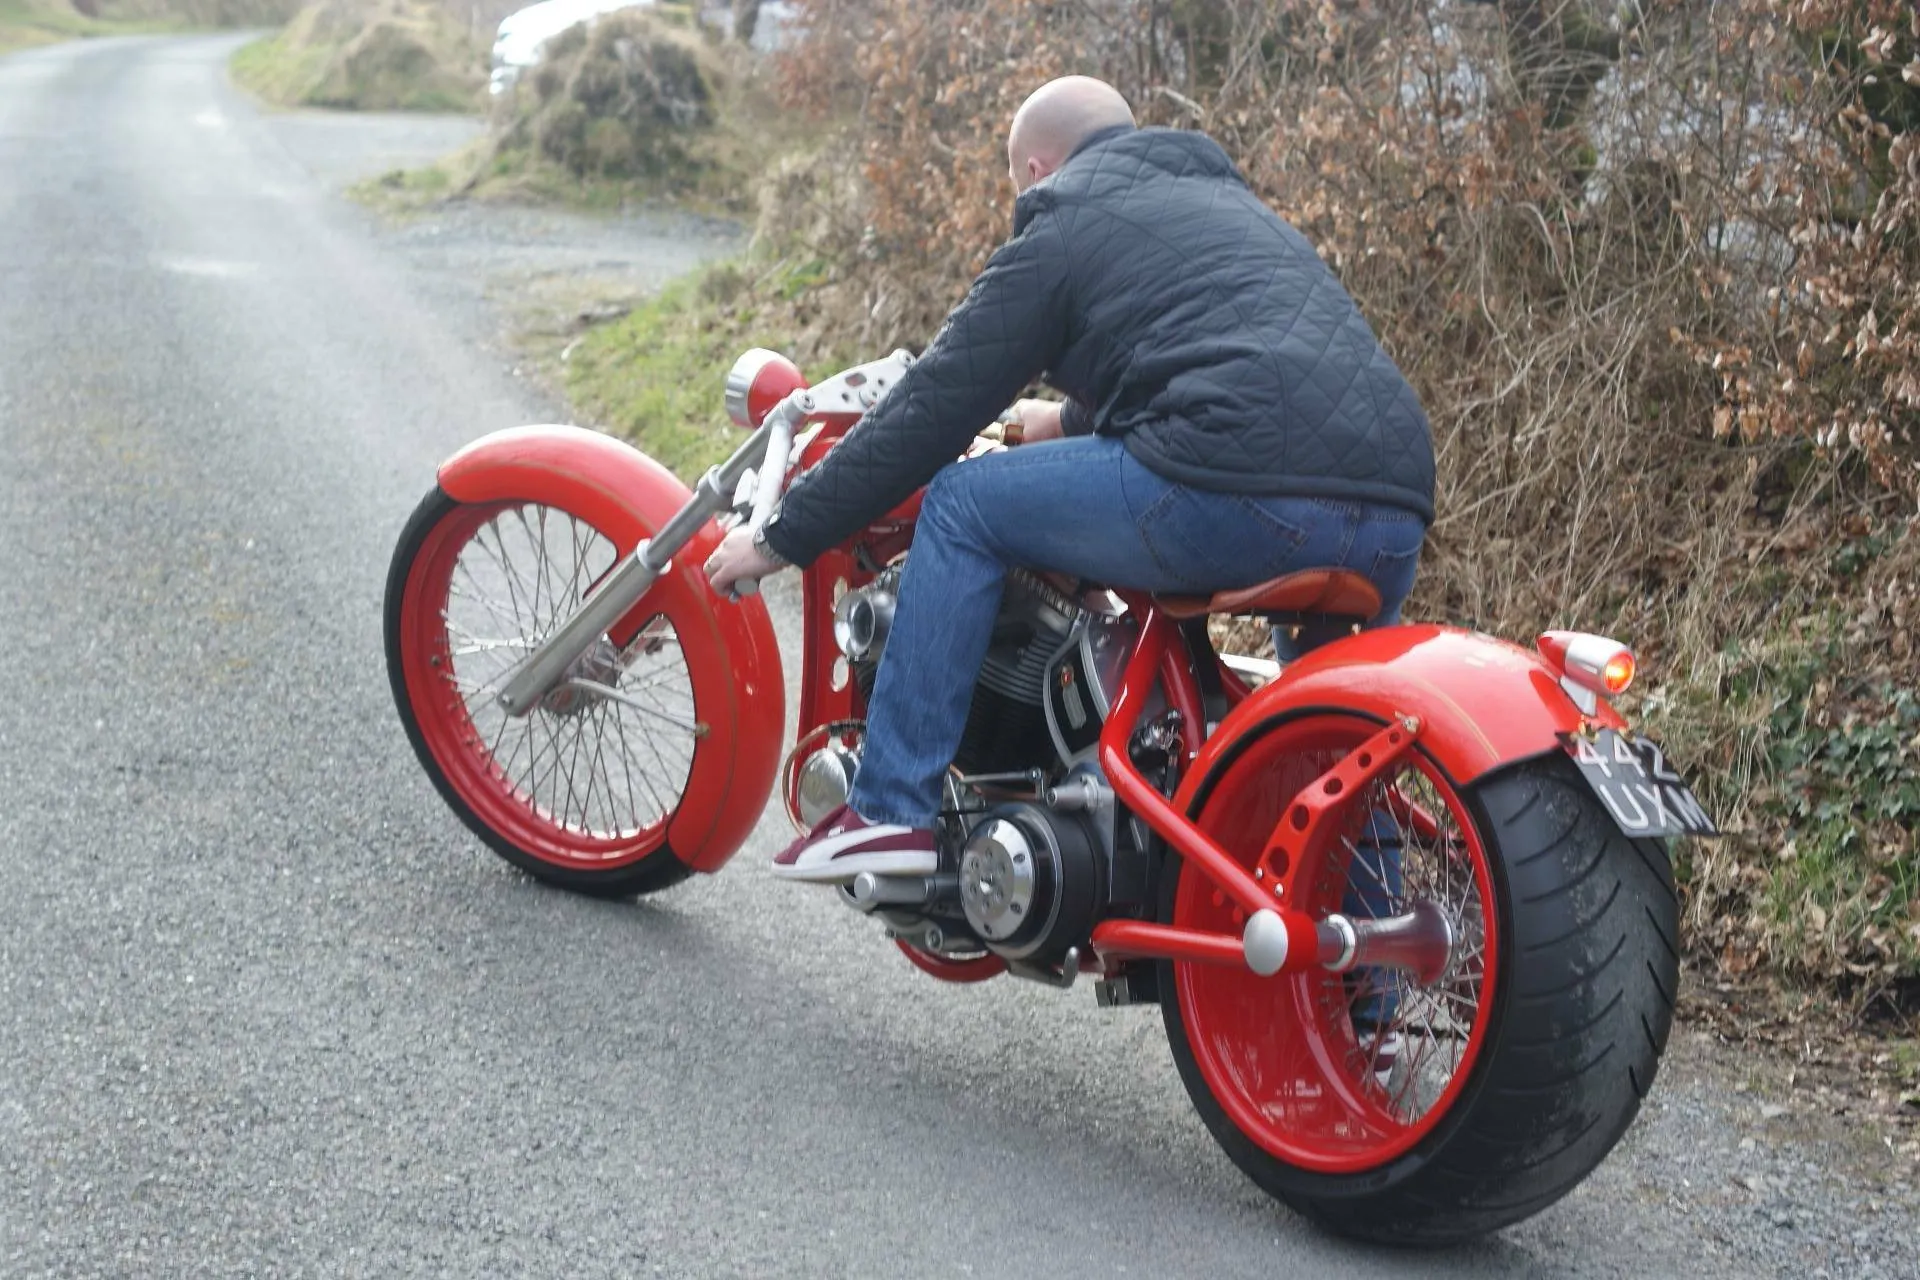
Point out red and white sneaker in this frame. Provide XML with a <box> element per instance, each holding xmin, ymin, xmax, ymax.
<box><xmin>771</xmin><ymin>804</ymin><xmax>938</xmax><ymax>883</ymax></box>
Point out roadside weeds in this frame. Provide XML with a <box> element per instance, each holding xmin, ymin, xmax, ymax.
<box><xmin>0</xmin><ymin>0</ymin><xmax>181</xmax><ymax>54</ymax></box>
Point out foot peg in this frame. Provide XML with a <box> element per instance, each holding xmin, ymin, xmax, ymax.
<box><xmin>844</xmin><ymin>871</ymin><xmax>960</xmax><ymax>913</ymax></box>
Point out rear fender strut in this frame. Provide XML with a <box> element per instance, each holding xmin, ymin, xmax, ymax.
<box><xmin>1090</xmin><ymin>614</ymin><xmax>1390</xmax><ymax>982</ymax></box>
<box><xmin>1092</xmin><ymin>616</ymin><xmax>1627</xmax><ymax>981</ymax></box>
<box><xmin>1088</xmin><ymin>607</ymin><xmax>1446</xmax><ymax>981</ymax></box>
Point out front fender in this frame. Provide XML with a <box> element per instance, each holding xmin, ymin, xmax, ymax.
<box><xmin>1177</xmin><ymin>625</ymin><xmax>1622</xmax><ymax>810</ymax></box>
<box><xmin>439</xmin><ymin>425</ymin><xmax>784</xmax><ymax>874</ymax></box>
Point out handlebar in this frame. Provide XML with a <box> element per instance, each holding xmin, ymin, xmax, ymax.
<box><xmin>728</xmin><ymin>400</ymin><xmax>802</xmax><ymax>600</ymax></box>
<box><xmin>717</xmin><ymin>349</ymin><xmax>1025</xmax><ymax>601</ymax></box>
<box><xmin>719</xmin><ymin>349</ymin><xmax>918</xmax><ymax>601</ymax></box>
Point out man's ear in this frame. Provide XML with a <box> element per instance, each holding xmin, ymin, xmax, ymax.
<box><xmin>1026</xmin><ymin>155</ymin><xmax>1048</xmax><ymax>186</ymax></box>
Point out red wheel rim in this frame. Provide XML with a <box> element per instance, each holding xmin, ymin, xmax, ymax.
<box><xmin>398</xmin><ymin>500</ymin><xmax>705</xmax><ymax>871</ymax></box>
<box><xmin>1174</xmin><ymin>714</ymin><xmax>1500</xmax><ymax>1174</ymax></box>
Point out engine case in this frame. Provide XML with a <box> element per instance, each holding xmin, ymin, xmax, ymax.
<box><xmin>958</xmin><ymin>802</ymin><xmax>1103</xmax><ymax>961</ymax></box>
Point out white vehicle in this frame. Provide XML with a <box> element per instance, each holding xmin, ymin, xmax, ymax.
<box><xmin>489</xmin><ymin>0</ymin><xmax>655</xmax><ymax>97</ymax></box>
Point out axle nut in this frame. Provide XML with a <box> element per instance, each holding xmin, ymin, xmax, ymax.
<box><xmin>1243</xmin><ymin>909</ymin><xmax>1290</xmax><ymax>977</ymax></box>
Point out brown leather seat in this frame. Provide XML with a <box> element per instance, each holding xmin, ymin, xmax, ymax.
<box><xmin>1156</xmin><ymin>568</ymin><xmax>1382</xmax><ymax>622</ymax></box>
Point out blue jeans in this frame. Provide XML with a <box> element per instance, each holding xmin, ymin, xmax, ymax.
<box><xmin>846</xmin><ymin>435</ymin><xmax>1426</xmax><ymax>828</ymax></box>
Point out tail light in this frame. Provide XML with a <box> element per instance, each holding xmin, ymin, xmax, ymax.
<box><xmin>1537</xmin><ymin>630</ymin><xmax>1636</xmax><ymax>714</ymax></box>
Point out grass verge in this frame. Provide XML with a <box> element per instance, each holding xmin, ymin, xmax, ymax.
<box><xmin>0</xmin><ymin>0</ymin><xmax>101</xmax><ymax>51</ymax></box>
<box><xmin>351</xmin><ymin>139</ymin><xmax>659</xmax><ymax>216</ymax></box>
<box><xmin>0</xmin><ymin>0</ymin><xmax>174</xmax><ymax>53</ymax></box>
<box><xmin>228</xmin><ymin>28</ymin><xmax>327</xmax><ymax>101</ymax></box>
<box><xmin>562</xmin><ymin>257</ymin><xmax>844</xmax><ymax>482</ymax></box>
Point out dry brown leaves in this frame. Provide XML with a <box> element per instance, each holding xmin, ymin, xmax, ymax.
<box><xmin>765</xmin><ymin>0</ymin><xmax>1920</xmax><ymax>982</ymax></box>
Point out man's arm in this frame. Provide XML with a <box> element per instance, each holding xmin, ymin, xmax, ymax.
<box><xmin>759</xmin><ymin>211</ymin><xmax>1073</xmax><ymax>568</ymax></box>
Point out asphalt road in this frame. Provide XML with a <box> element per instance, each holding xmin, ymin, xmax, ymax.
<box><xmin>1</xmin><ymin>34</ymin><xmax>1914</xmax><ymax>1280</ymax></box>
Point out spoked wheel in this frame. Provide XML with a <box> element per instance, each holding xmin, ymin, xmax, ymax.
<box><xmin>1160</xmin><ymin>711</ymin><xmax>1679</xmax><ymax>1244</ymax></box>
<box><xmin>1166</xmin><ymin>715</ymin><xmax>1499</xmax><ymax>1168</ymax></box>
<box><xmin>386</xmin><ymin>487</ymin><xmax>720</xmax><ymax>897</ymax></box>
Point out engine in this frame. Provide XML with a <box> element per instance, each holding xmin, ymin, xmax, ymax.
<box><xmin>838</xmin><ymin>565</ymin><xmax>1135</xmax><ymax>777</ymax></box>
<box><xmin>801</xmin><ymin>562</ymin><xmax>1150</xmax><ymax>970</ymax></box>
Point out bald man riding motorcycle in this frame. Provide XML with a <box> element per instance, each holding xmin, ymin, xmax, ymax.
<box><xmin>703</xmin><ymin>76</ymin><xmax>1436</xmax><ymax>890</ymax></box>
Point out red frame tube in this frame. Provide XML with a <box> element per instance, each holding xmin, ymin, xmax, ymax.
<box><xmin>1096</xmin><ymin>612</ymin><xmax>1274</xmax><ymax>919</ymax></box>
<box><xmin>1087</xmin><ymin>604</ymin><xmax>1337</xmax><ymax>976</ymax></box>
<box><xmin>1091</xmin><ymin>920</ymin><xmax>1246</xmax><ymax>968</ymax></box>
<box><xmin>1159</xmin><ymin>637</ymin><xmax>1207</xmax><ymax>773</ymax></box>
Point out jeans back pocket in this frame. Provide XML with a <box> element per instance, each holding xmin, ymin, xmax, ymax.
<box><xmin>1137</xmin><ymin>487</ymin><xmax>1311</xmax><ymax>591</ymax></box>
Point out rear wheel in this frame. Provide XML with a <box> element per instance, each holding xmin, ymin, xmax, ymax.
<box><xmin>385</xmin><ymin>486</ymin><xmax>717</xmax><ymax>898</ymax></box>
<box><xmin>1159</xmin><ymin>713</ymin><xmax>1678</xmax><ymax>1244</ymax></box>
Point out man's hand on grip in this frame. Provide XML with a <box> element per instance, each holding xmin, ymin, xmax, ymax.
<box><xmin>1008</xmin><ymin>399</ymin><xmax>1065</xmax><ymax>446</ymax></box>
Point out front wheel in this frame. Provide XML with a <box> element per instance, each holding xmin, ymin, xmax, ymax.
<box><xmin>1159</xmin><ymin>713</ymin><xmax>1679</xmax><ymax>1244</ymax></box>
<box><xmin>385</xmin><ymin>486</ymin><xmax>725</xmax><ymax>898</ymax></box>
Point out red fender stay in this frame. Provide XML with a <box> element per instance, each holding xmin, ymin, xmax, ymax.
<box><xmin>439</xmin><ymin>425</ymin><xmax>785</xmax><ymax>874</ymax></box>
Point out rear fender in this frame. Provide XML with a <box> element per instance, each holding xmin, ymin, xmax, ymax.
<box><xmin>439</xmin><ymin>425</ymin><xmax>784</xmax><ymax>873</ymax></box>
<box><xmin>1175</xmin><ymin>624</ymin><xmax>1623</xmax><ymax>809</ymax></box>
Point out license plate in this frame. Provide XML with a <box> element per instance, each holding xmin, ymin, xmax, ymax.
<box><xmin>1559</xmin><ymin>729</ymin><xmax>1720</xmax><ymax>839</ymax></box>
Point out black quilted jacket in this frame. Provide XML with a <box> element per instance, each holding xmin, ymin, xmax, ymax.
<box><xmin>759</xmin><ymin>125</ymin><xmax>1436</xmax><ymax>568</ymax></box>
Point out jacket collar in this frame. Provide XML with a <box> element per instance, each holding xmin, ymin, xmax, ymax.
<box><xmin>1066</xmin><ymin>123</ymin><xmax>1137</xmax><ymax>163</ymax></box>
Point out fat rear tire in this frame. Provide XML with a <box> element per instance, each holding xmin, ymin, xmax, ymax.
<box><xmin>1162</xmin><ymin>754</ymin><xmax>1679</xmax><ymax>1244</ymax></box>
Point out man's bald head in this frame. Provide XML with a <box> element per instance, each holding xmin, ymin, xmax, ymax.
<box><xmin>1007</xmin><ymin>76</ymin><xmax>1135</xmax><ymax>191</ymax></box>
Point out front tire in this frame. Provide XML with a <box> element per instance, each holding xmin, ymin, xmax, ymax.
<box><xmin>1159</xmin><ymin>715</ymin><xmax>1678</xmax><ymax>1244</ymax></box>
<box><xmin>385</xmin><ymin>486</ymin><xmax>720</xmax><ymax>898</ymax></box>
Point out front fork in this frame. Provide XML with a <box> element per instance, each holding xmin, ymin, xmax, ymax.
<box><xmin>493</xmin><ymin>410</ymin><xmax>793</xmax><ymax>718</ymax></box>
<box><xmin>491</xmin><ymin>348</ymin><xmax>920</xmax><ymax>719</ymax></box>
<box><xmin>1088</xmin><ymin>613</ymin><xmax>1454</xmax><ymax>983</ymax></box>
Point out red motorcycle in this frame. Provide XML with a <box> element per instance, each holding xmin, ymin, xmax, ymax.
<box><xmin>384</xmin><ymin>347</ymin><xmax>1715</xmax><ymax>1244</ymax></box>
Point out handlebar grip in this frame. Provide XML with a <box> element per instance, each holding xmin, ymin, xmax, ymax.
<box><xmin>980</xmin><ymin>406</ymin><xmax>1025</xmax><ymax>447</ymax></box>
<box><xmin>730</xmin><ymin>578</ymin><xmax>760</xmax><ymax>601</ymax></box>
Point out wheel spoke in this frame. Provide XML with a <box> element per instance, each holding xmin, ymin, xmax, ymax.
<box><xmin>565</xmin><ymin>684</ymin><xmax>703</xmax><ymax>736</ymax></box>
<box><xmin>481</xmin><ymin>516</ymin><xmax>546</xmax><ymax>642</ymax></box>
<box><xmin>1340</xmin><ymin>833</ymin><xmax>1405</xmax><ymax>913</ymax></box>
<box><xmin>611</xmin><ymin>699</ymin><xmax>673</xmax><ymax>821</ymax></box>
<box><xmin>598</xmin><ymin>702</ymin><xmax>645</xmax><ymax>831</ymax></box>
<box><xmin>578</xmin><ymin>709</ymin><xmax>609</xmax><ymax>833</ymax></box>
<box><xmin>557</xmin><ymin>710</ymin><xmax>589</xmax><ymax>832</ymax></box>
<box><xmin>519</xmin><ymin>506</ymin><xmax>551</xmax><ymax>633</ymax></box>
<box><xmin>486</xmin><ymin>696</ymin><xmax>519</xmax><ymax>772</ymax></box>
<box><xmin>450</xmin><ymin>567</ymin><xmax>531</xmax><ymax>640</ymax></box>
<box><xmin>526</xmin><ymin>712</ymin><xmax>573</xmax><ymax>822</ymax></box>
